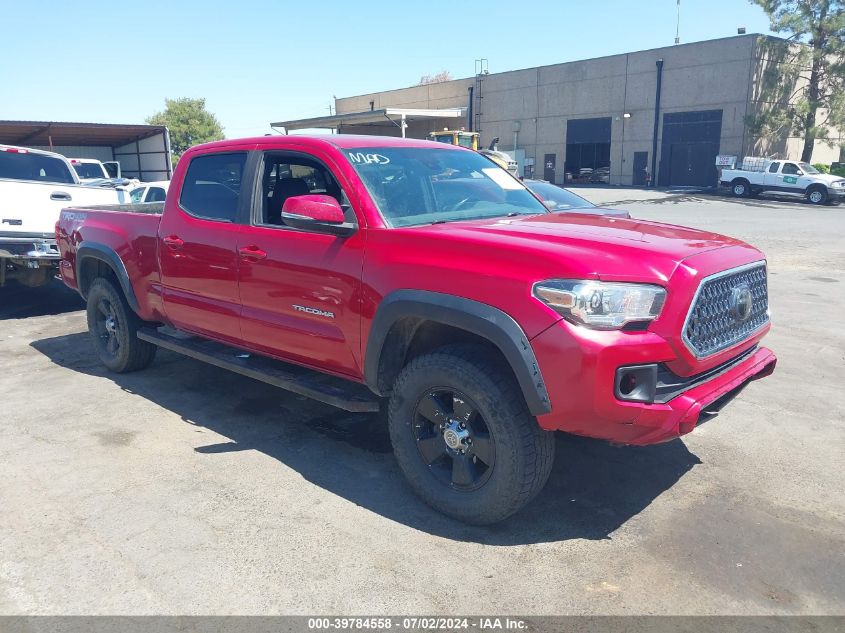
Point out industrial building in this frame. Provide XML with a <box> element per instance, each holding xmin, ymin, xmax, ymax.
<box><xmin>274</xmin><ymin>34</ymin><xmax>843</xmax><ymax>187</ymax></box>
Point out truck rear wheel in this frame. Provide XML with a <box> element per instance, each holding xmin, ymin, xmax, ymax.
<box><xmin>731</xmin><ymin>179</ymin><xmax>750</xmax><ymax>197</ymax></box>
<box><xmin>387</xmin><ymin>344</ymin><xmax>555</xmax><ymax>524</ymax></box>
<box><xmin>86</xmin><ymin>278</ymin><xmax>156</xmax><ymax>373</ymax></box>
<box><xmin>806</xmin><ymin>186</ymin><xmax>828</xmax><ymax>205</ymax></box>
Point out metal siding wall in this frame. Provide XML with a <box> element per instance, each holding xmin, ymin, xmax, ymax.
<box><xmin>29</xmin><ymin>145</ymin><xmax>114</xmax><ymax>162</ymax></box>
<box><xmin>113</xmin><ymin>132</ymin><xmax>171</xmax><ymax>181</ymax></box>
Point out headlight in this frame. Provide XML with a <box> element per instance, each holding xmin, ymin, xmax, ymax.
<box><xmin>533</xmin><ymin>280</ymin><xmax>666</xmax><ymax>329</ymax></box>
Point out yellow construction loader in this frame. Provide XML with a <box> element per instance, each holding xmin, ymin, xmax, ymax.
<box><xmin>428</xmin><ymin>130</ymin><xmax>519</xmax><ymax>177</ymax></box>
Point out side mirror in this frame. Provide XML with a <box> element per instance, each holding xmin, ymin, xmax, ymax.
<box><xmin>281</xmin><ymin>194</ymin><xmax>356</xmax><ymax>237</ymax></box>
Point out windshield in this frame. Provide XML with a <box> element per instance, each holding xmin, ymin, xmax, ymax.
<box><xmin>72</xmin><ymin>162</ymin><xmax>106</xmax><ymax>179</ymax></box>
<box><xmin>0</xmin><ymin>151</ymin><xmax>75</xmax><ymax>184</ymax></box>
<box><xmin>526</xmin><ymin>181</ymin><xmax>595</xmax><ymax>211</ymax></box>
<box><xmin>346</xmin><ymin>147</ymin><xmax>548</xmax><ymax>227</ymax></box>
<box><xmin>798</xmin><ymin>162</ymin><xmax>820</xmax><ymax>175</ymax></box>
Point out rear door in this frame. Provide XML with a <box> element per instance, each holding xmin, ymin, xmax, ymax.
<box><xmin>157</xmin><ymin>150</ymin><xmax>250</xmax><ymax>345</ymax></box>
<box><xmin>237</xmin><ymin>149</ymin><xmax>365</xmax><ymax>377</ymax></box>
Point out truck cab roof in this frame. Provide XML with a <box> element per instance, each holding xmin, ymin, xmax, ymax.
<box><xmin>191</xmin><ymin>134</ymin><xmax>465</xmax><ymax>153</ymax></box>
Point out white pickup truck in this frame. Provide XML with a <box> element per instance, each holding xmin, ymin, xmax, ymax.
<box><xmin>721</xmin><ymin>159</ymin><xmax>845</xmax><ymax>205</ymax></box>
<box><xmin>0</xmin><ymin>145</ymin><xmax>129</xmax><ymax>287</ymax></box>
<box><xmin>69</xmin><ymin>157</ymin><xmax>121</xmax><ymax>182</ymax></box>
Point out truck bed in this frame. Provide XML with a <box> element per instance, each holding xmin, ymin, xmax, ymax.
<box><xmin>56</xmin><ymin>203</ymin><xmax>165</xmax><ymax>317</ymax></box>
<box><xmin>65</xmin><ymin>202</ymin><xmax>164</xmax><ymax>215</ymax></box>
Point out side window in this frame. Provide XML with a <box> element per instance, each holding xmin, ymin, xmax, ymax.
<box><xmin>148</xmin><ymin>187</ymin><xmax>167</xmax><ymax>202</ymax></box>
<box><xmin>768</xmin><ymin>162</ymin><xmax>779</xmax><ymax>174</ymax></box>
<box><xmin>260</xmin><ymin>155</ymin><xmax>346</xmax><ymax>226</ymax></box>
<box><xmin>179</xmin><ymin>152</ymin><xmax>246</xmax><ymax>222</ymax></box>
<box><xmin>782</xmin><ymin>163</ymin><xmax>800</xmax><ymax>175</ymax></box>
<box><xmin>130</xmin><ymin>187</ymin><xmax>146</xmax><ymax>203</ymax></box>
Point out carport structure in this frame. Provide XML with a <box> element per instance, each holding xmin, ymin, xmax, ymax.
<box><xmin>0</xmin><ymin>120</ymin><xmax>172</xmax><ymax>181</ymax></box>
<box><xmin>271</xmin><ymin>107</ymin><xmax>468</xmax><ymax>138</ymax></box>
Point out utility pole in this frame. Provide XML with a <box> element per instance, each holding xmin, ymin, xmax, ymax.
<box><xmin>675</xmin><ymin>0</ymin><xmax>681</xmax><ymax>44</ymax></box>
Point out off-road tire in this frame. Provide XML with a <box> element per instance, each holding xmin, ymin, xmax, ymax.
<box><xmin>86</xmin><ymin>277</ymin><xmax>157</xmax><ymax>373</ymax></box>
<box><xmin>388</xmin><ymin>344</ymin><xmax>555</xmax><ymax>524</ymax></box>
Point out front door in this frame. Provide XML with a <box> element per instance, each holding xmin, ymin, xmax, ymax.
<box><xmin>157</xmin><ymin>150</ymin><xmax>248</xmax><ymax>344</ymax></box>
<box><xmin>775</xmin><ymin>162</ymin><xmax>805</xmax><ymax>192</ymax></box>
<box><xmin>543</xmin><ymin>153</ymin><xmax>556</xmax><ymax>183</ymax></box>
<box><xmin>632</xmin><ymin>151</ymin><xmax>648</xmax><ymax>185</ymax></box>
<box><xmin>237</xmin><ymin>150</ymin><xmax>365</xmax><ymax>377</ymax></box>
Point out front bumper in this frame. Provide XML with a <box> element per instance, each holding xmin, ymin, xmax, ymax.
<box><xmin>531</xmin><ymin>319</ymin><xmax>776</xmax><ymax>445</ymax></box>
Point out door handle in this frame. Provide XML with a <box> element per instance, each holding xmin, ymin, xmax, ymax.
<box><xmin>51</xmin><ymin>192</ymin><xmax>72</xmax><ymax>201</ymax></box>
<box><xmin>163</xmin><ymin>235</ymin><xmax>184</xmax><ymax>249</ymax></box>
<box><xmin>238</xmin><ymin>245</ymin><xmax>267</xmax><ymax>261</ymax></box>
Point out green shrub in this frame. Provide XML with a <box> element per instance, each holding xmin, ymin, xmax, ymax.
<box><xmin>813</xmin><ymin>163</ymin><xmax>830</xmax><ymax>174</ymax></box>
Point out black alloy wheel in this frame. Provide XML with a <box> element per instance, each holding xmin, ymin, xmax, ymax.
<box><xmin>93</xmin><ymin>295</ymin><xmax>122</xmax><ymax>360</ymax></box>
<box><xmin>412</xmin><ymin>388</ymin><xmax>495</xmax><ymax>491</ymax></box>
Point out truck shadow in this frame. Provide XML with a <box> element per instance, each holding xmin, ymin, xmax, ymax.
<box><xmin>31</xmin><ymin>332</ymin><xmax>701</xmax><ymax>545</ymax></box>
<box><xmin>0</xmin><ymin>279</ymin><xmax>84</xmax><ymax>320</ymax></box>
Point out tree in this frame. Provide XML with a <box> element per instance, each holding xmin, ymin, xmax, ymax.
<box><xmin>146</xmin><ymin>97</ymin><xmax>225</xmax><ymax>165</ymax></box>
<box><xmin>749</xmin><ymin>0</ymin><xmax>845</xmax><ymax>162</ymax></box>
<box><xmin>418</xmin><ymin>71</ymin><xmax>453</xmax><ymax>85</ymax></box>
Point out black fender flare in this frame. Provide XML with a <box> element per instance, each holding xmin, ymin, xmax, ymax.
<box><xmin>75</xmin><ymin>242</ymin><xmax>140</xmax><ymax>314</ymax></box>
<box><xmin>364</xmin><ymin>290</ymin><xmax>551</xmax><ymax>415</ymax></box>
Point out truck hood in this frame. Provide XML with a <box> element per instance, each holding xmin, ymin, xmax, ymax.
<box><xmin>413</xmin><ymin>212</ymin><xmax>761</xmax><ymax>283</ymax></box>
<box><xmin>813</xmin><ymin>173</ymin><xmax>845</xmax><ymax>186</ymax></box>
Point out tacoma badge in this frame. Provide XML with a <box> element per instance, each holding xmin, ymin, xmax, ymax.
<box><xmin>292</xmin><ymin>304</ymin><xmax>335</xmax><ymax>319</ymax></box>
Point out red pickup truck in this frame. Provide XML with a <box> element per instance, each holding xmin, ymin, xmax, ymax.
<box><xmin>57</xmin><ymin>135</ymin><xmax>776</xmax><ymax>524</ymax></box>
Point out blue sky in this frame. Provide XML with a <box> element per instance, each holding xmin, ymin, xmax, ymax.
<box><xmin>3</xmin><ymin>0</ymin><xmax>774</xmax><ymax>138</ymax></box>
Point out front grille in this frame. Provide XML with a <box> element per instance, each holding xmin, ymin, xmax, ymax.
<box><xmin>683</xmin><ymin>262</ymin><xmax>769</xmax><ymax>358</ymax></box>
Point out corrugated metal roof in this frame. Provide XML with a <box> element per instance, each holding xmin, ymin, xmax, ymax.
<box><xmin>0</xmin><ymin>120</ymin><xmax>167</xmax><ymax>147</ymax></box>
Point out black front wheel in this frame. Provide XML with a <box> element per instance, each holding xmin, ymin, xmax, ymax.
<box><xmin>86</xmin><ymin>278</ymin><xmax>157</xmax><ymax>373</ymax></box>
<box><xmin>388</xmin><ymin>345</ymin><xmax>555</xmax><ymax>524</ymax></box>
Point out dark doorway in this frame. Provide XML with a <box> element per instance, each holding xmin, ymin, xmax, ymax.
<box><xmin>543</xmin><ymin>154</ymin><xmax>556</xmax><ymax>183</ymax></box>
<box><xmin>565</xmin><ymin>118</ymin><xmax>612</xmax><ymax>183</ymax></box>
<box><xmin>667</xmin><ymin>142</ymin><xmax>719</xmax><ymax>187</ymax></box>
<box><xmin>658</xmin><ymin>110</ymin><xmax>722</xmax><ymax>187</ymax></box>
<box><xmin>632</xmin><ymin>152</ymin><xmax>648</xmax><ymax>186</ymax></box>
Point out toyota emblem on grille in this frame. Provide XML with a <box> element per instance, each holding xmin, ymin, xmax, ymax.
<box><xmin>729</xmin><ymin>285</ymin><xmax>753</xmax><ymax>322</ymax></box>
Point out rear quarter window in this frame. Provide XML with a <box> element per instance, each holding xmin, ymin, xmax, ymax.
<box><xmin>0</xmin><ymin>152</ymin><xmax>75</xmax><ymax>184</ymax></box>
<box><xmin>179</xmin><ymin>153</ymin><xmax>246</xmax><ymax>221</ymax></box>
<box><xmin>147</xmin><ymin>187</ymin><xmax>167</xmax><ymax>202</ymax></box>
